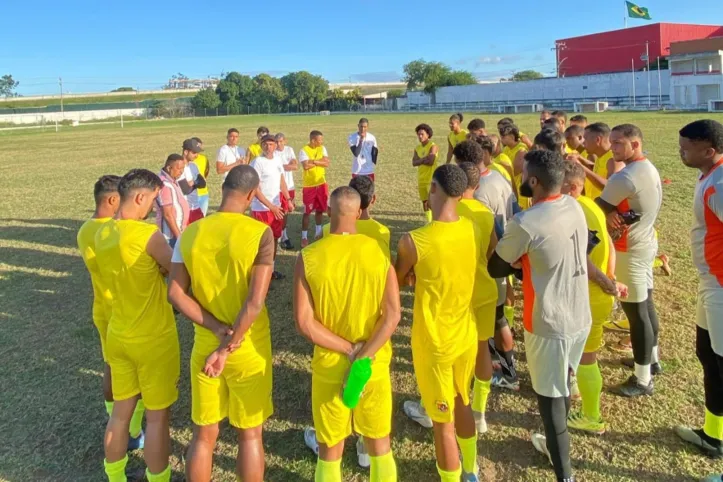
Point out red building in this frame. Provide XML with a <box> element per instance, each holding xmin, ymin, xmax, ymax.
<box><xmin>556</xmin><ymin>23</ymin><xmax>723</xmax><ymax>77</ymax></box>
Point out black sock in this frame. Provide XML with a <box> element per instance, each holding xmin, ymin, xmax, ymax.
<box><xmin>621</xmin><ymin>300</ymin><xmax>654</xmax><ymax>365</ymax></box>
<box><xmin>537</xmin><ymin>393</ymin><xmax>573</xmax><ymax>481</ymax></box>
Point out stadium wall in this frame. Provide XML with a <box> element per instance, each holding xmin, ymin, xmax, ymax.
<box><xmin>0</xmin><ymin>108</ymin><xmax>146</xmax><ymax>125</ymax></box>
<box><xmin>405</xmin><ymin>71</ymin><xmax>671</xmax><ymax>108</ymax></box>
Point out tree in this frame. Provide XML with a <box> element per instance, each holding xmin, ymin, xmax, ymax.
<box><xmin>191</xmin><ymin>87</ymin><xmax>221</xmax><ymax>110</ymax></box>
<box><xmin>442</xmin><ymin>71</ymin><xmax>478</xmax><ymax>87</ymax></box>
<box><xmin>402</xmin><ymin>60</ymin><xmax>477</xmax><ymax>94</ymax></box>
<box><xmin>403</xmin><ymin>60</ymin><xmax>428</xmax><ymax>90</ymax></box>
<box><xmin>111</xmin><ymin>87</ymin><xmax>135</xmax><ymax>92</ymax></box>
<box><xmin>0</xmin><ymin>74</ymin><xmax>19</xmax><ymax>97</ymax></box>
<box><xmin>512</xmin><ymin>70</ymin><xmax>544</xmax><ymax>81</ymax></box>
<box><xmin>281</xmin><ymin>71</ymin><xmax>329</xmax><ymax>112</ymax></box>
<box><xmin>386</xmin><ymin>88</ymin><xmax>405</xmax><ymax>99</ymax></box>
<box><xmin>252</xmin><ymin>74</ymin><xmax>287</xmax><ymax>113</ymax></box>
<box><xmin>223</xmin><ymin>72</ymin><xmax>255</xmax><ymax>106</ymax></box>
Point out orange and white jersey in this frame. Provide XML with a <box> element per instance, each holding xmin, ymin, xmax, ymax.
<box><xmin>693</xmin><ymin>159</ymin><xmax>723</xmax><ymax>290</ymax></box>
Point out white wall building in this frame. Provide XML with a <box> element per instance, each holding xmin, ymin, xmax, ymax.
<box><xmin>668</xmin><ymin>38</ymin><xmax>723</xmax><ymax>109</ymax></box>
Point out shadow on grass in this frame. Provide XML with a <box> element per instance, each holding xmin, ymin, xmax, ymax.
<box><xmin>0</xmin><ymin>218</ymin><xmax>84</xmax><ymax>248</ymax></box>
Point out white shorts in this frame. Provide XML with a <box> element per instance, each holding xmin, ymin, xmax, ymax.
<box><xmin>697</xmin><ymin>286</ymin><xmax>723</xmax><ymax>357</ymax></box>
<box><xmin>524</xmin><ymin>328</ymin><xmax>589</xmax><ymax>398</ymax></box>
<box><xmin>616</xmin><ymin>249</ymin><xmax>655</xmax><ymax>303</ymax></box>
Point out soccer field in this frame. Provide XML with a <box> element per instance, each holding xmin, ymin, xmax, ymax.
<box><xmin>2</xmin><ymin>111</ymin><xmax>723</xmax><ymax>482</ymax></box>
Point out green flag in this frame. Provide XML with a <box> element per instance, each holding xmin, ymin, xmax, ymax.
<box><xmin>626</xmin><ymin>1</ymin><xmax>652</xmax><ymax>20</ymax></box>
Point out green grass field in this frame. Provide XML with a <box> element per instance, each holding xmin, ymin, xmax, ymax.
<box><xmin>2</xmin><ymin>112</ymin><xmax>723</xmax><ymax>481</ymax></box>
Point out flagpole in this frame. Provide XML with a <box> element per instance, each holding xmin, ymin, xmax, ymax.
<box><xmin>632</xmin><ymin>58</ymin><xmax>636</xmax><ymax>107</ymax></box>
<box><xmin>624</xmin><ymin>1</ymin><xmax>628</xmax><ymax>28</ymax></box>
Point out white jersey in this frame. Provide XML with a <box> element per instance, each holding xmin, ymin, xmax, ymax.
<box><xmin>217</xmin><ymin>144</ymin><xmax>246</xmax><ymax>181</ymax></box>
<box><xmin>182</xmin><ymin>163</ymin><xmax>200</xmax><ymax>210</ymax></box>
<box><xmin>599</xmin><ymin>158</ymin><xmax>662</xmax><ymax>254</ymax></box>
<box><xmin>277</xmin><ymin>146</ymin><xmax>296</xmax><ymax>191</ymax></box>
<box><xmin>348</xmin><ymin>132</ymin><xmax>377</xmax><ymax>176</ymax></box>
<box><xmin>474</xmin><ymin>168</ymin><xmax>517</xmax><ymax>231</ymax></box>
<box><xmin>692</xmin><ymin>159</ymin><xmax>723</xmax><ymax>290</ymax></box>
<box><xmin>250</xmin><ymin>155</ymin><xmax>284</xmax><ymax>212</ymax></box>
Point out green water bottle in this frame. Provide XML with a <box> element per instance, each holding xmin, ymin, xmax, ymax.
<box><xmin>342</xmin><ymin>357</ymin><xmax>373</xmax><ymax>409</ymax></box>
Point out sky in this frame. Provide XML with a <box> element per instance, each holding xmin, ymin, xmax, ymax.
<box><xmin>2</xmin><ymin>0</ymin><xmax>722</xmax><ymax>96</ymax></box>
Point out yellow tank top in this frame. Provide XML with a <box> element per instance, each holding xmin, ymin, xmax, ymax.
<box><xmin>584</xmin><ymin>150</ymin><xmax>612</xmax><ymax>201</ymax></box>
<box><xmin>494</xmin><ymin>152</ymin><xmax>513</xmax><ymax>169</ymax></box>
<box><xmin>415</xmin><ymin>141</ymin><xmax>438</xmax><ymax>189</ymax></box>
<box><xmin>95</xmin><ymin>219</ymin><xmax>175</xmax><ymax>342</ymax></box>
<box><xmin>490</xmin><ymin>162</ymin><xmax>512</xmax><ymax>182</ymax></box>
<box><xmin>448</xmin><ymin>129</ymin><xmax>469</xmax><ymax>149</ymax></box>
<box><xmin>410</xmin><ymin>217</ymin><xmax>478</xmax><ymax>362</ymax></box>
<box><xmin>77</xmin><ymin>217</ymin><xmax>113</xmax><ymax>326</ymax></box>
<box><xmin>248</xmin><ymin>142</ymin><xmax>262</xmax><ymax>160</ymax></box>
<box><xmin>577</xmin><ymin>196</ymin><xmax>613</xmax><ymax>305</ymax></box>
<box><xmin>179</xmin><ymin>212</ymin><xmax>271</xmax><ymax>352</ymax></box>
<box><xmin>457</xmin><ymin>199</ymin><xmax>498</xmax><ymax>307</ymax></box>
<box><xmin>301</xmin><ymin>144</ymin><xmax>327</xmax><ymax>188</ymax></box>
<box><xmin>322</xmin><ymin>218</ymin><xmax>391</xmax><ymax>259</ymax></box>
<box><xmin>193</xmin><ymin>154</ymin><xmax>209</xmax><ymax>196</ymax></box>
<box><xmin>302</xmin><ymin>234</ymin><xmax>391</xmax><ymax>381</ymax></box>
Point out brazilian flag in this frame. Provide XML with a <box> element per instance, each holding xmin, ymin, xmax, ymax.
<box><xmin>626</xmin><ymin>1</ymin><xmax>652</xmax><ymax>20</ymax></box>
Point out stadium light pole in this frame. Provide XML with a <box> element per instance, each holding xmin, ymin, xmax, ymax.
<box><xmin>59</xmin><ymin>77</ymin><xmax>64</xmax><ymax>119</ymax></box>
<box><xmin>646</xmin><ymin>41</ymin><xmax>651</xmax><ymax>107</ymax></box>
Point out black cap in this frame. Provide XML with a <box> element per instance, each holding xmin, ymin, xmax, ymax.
<box><xmin>260</xmin><ymin>134</ymin><xmax>277</xmax><ymax>144</ymax></box>
<box><xmin>182</xmin><ymin>138</ymin><xmax>203</xmax><ymax>153</ymax></box>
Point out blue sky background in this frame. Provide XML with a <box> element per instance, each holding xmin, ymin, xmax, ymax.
<box><xmin>2</xmin><ymin>0</ymin><xmax>722</xmax><ymax>95</ymax></box>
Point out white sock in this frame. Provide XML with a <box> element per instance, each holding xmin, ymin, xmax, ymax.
<box><xmin>302</xmin><ymin>230</ymin><xmax>308</xmax><ymax>240</ymax></box>
<box><xmin>315</xmin><ymin>225</ymin><xmax>322</xmax><ymax>237</ymax></box>
<box><xmin>281</xmin><ymin>229</ymin><xmax>288</xmax><ymax>241</ymax></box>
<box><xmin>651</xmin><ymin>345</ymin><xmax>659</xmax><ymax>364</ymax></box>
<box><xmin>634</xmin><ymin>363</ymin><xmax>652</xmax><ymax>385</ymax></box>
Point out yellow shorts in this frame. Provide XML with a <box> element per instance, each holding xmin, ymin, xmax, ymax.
<box><xmin>191</xmin><ymin>340</ymin><xmax>273</xmax><ymax>429</ymax></box>
<box><xmin>312</xmin><ymin>366</ymin><xmax>392</xmax><ymax>447</ymax></box>
<box><xmin>106</xmin><ymin>331</ymin><xmax>180</xmax><ymax>410</ymax></box>
<box><xmin>412</xmin><ymin>343</ymin><xmax>476</xmax><ymax>424</ymax></box>
<box><xmin>94</xmin><ymin>317</ymin><xmax>109</xmax><ymax>362</ymax></box>
<box><xmin>475</xmin><ymin>301</ymin><xmax>497</xmax><ymax>341</ymax></box>
<box><xmin>584</xmin><ymin>297</ymin><xmax>615</xmax><ymax>353</ymax></box>
<box><xmin>418</xmin><ymin>184</ymin><xmax>430</xmax><ymax>202</ymax></box>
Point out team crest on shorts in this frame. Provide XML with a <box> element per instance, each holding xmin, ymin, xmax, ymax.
<box><xmin>436</xmin><ymin>400</ymin><xmax>449</xmax><ymax>413</ymax></box>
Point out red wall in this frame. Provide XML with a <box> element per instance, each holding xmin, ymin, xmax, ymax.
<box><xmin>558</xmin><ymin>23</ymin><xmax>723</xmax><ymax>77</ymax></box>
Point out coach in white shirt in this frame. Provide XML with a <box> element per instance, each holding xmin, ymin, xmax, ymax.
<box><xmin>348</xmin><ymin>117</ymin><xmax>378</xmax><ymax>182</ymax></box>
<box><xmin>216</xmin><ymin>127</ymin><xmax>247</xmax><ymax>181</ymax></box>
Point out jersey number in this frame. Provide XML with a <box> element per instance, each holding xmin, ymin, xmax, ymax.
<box><xmin>570</xmin><ymin>231</ymin><xmax>586</xmax><ymax>277</ymax></box>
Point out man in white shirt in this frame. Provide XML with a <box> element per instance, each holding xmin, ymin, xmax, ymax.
<box><xmin>250</xmin><ymin>135</ymin><xmax>293</xmax><ymax>280</ymax></box>
<box><xmin>276</xmin><ymin>132</ymin><xmax>298</xmax><ymax>250</ymax></box>
<box><xmin>216</xmin><ymin>128</ymin><xmax>247</xmax><ymax>181</ymax></box>
<box><xmin>179</xmin><ymin>138</ymin><xmax>206</xmax><ymax>223</ymax></box>
<box><xmin>348</xmin><ymin>118</ymin><xmax>378</xmax><ymax>182</ymax></box>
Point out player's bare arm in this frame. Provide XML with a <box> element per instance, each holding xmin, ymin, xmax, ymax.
<box><xmin>280</xmin><ymin>177</ymin><xmax>294</xmax><ymax>211</ymax></box>
<box><xmin>168</xmin><ymin>261</ymin><xmax>235</xmax><ymax>342</ymax></box>
<box><xmin>314</xmin><ymin>156</ymin><xmax>331</xmax><ymax>168</ymax></box>
<box><xmin>520</xmin><ymin>133</ymin><xmax>533</xmax><ymax>149</ymax></box>
<box><xmin>513</xmin><ymin>150</ymin><xmax>526</xmax><ymax>176</ymax></box>
<box><xmin>394</xmin><ymin>233</ymin><xmax>418</xmax><ymax>288</ymax></box>
<box><xmin>356</xmin><ymin>267</ymin><xmax>402</xmax><ymax>360</ymax></box>
<box><xmin>293</xmin><ymin>255</ymin><xmax>356</xmax><ymax>355</ymax></box>
<box><xmin>160</xmin><ymin>205</ymin><xmax>181</xmax><ymax>240</ymax></box>
<box><xmin>254</xmin><ymin>190</ymin><xmax>283</xmax><ymax>220</ymax></box>
<box><xmin>425</xmin><ymin>145</ymin><xmax>439</xmax><ymax>165</ymax></box>
<box><xmin>586</xmin><ymin>257</ymin><xmax>624</xmax><ymax>297</ymax></box>
<box><xmin>146</xmin><ymin>230</ymin><xmax>173</xmax><ymax>274</ymax></box>
<box><xmin>607</xmin><ymin>156</ymin><xmax>626</xmax><ymax>177</ymax></box>
<box><xmin>216</xmin><ymin>159</ymin><xmax>240</xmax><ymax>175</ymax></box>
<box><xmin>411</xmin><ymin>150</ymin><xmax>423</xmax><ymax>167</ymax></box>
<box><xmin>446</xmin><ymin>139</ymin><xmax>454</xmax><ymax>164</ymax></box>
<box><xmin>283</xmin><ymin>157</ymin><xmax>298</xmax><ymax>171</ymax></box>
<box><xmin>301</xmin><ymin>159</ymin><xmax>316</xmax><ymax>170</ymax></box>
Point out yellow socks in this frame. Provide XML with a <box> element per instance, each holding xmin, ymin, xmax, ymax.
<box><xmin>104</xmin><ymin>400</ymin><xmax>114</xmax><ymax>418</ymax></box>
<box><xmin>370</xmin><ymin>451</ymin><xmax>397</xmax><ymax>482</ymax></box>
<box><xmin>437</xmin><ymin>463</ymin><xmax>461</xmax><ymax>482</ymax></box>
<box><xmin>704</xmin><ymin>408</ymin><xmax>723</xmax><ymax>441</ymax></box>
<box><xmin>315</xmin><ymin>458</ymin><xmax>342</xmax><ymax>482</ymax></box>
<box><xmin>577</xmin><ymin>363</ymin><xmax>603</xmax><ymax>420</ymax></box>
<box><xmin>146</xmin><ymin>465</ymin><xmax>170</xmax><ymax>482</ymax></box>
<box><xmin>504</xmin><ymin>305</ymin><xmax>514</xmax><ymax>324</ymax></box>
<box><xmin>472</xmin><ymin>377</ymin><xmax>492</xmax><ymax>414</ymax></box>
<box><xmin>424</xmin><ymin>209</ymin><xmax>433</xmax><ymax>223</ymax></box>
<box><xmin>103</xmin><ymin>455</ymin><xmax>128</xmax><ymax>482</ymax></box>
<box><xmin>129</xmin><ymin>399</ymin><xmax>145</xmax><ymax>438</ymax></box>
<box><xmin>456</xmin><ymin>435</ymin><xmax>478</xmax><ymax>475</ymax></box>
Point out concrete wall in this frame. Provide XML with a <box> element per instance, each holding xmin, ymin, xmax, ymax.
<box><xmin>0</xmin><ymin>108</ymin><xmax>147</xmax><ymax>125</ymax></box>
<box><xmin>406</xmin><ymin>71</ymin><xmax>671</xmax><ymax>106</ymax></box>
<box><xmin>0</xmin><ymin>89</ymin><xmax>199</xmax><ymax>103</ymax></box>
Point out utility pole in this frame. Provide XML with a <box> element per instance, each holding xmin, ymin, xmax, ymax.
<box><xmin>552</xmin><ymin>41</ymin><xmax>566</xmax><ymax>78</ymax></box>
<box><xmin>59</xmin><ymin>77</ymin><xmax>64</xmax><ymax>119</ymax></box>
<box><xmin>646</xmin><ymin>41</ymin><xmax>651</xmax><ymax>107</ymax></box>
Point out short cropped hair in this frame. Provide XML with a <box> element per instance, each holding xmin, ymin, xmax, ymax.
<box><xmin>330</xmin><ymin>186</ymin><xmax>361</xmax><ymax>213</ymax></box>
<box><xmin>497</xmin><ymin>117</ymin><xmax>514</xmax><ymax>126</ymax></box>
<box><xmin>543</xmin><ymin>117</ymin><xmax>562</xmax><ymax>131</ymax></box>
<box><xmin>472</xmin><ymin>135</ymin><xmax>495</xmax><ymax>154</ymax></box>
<box><xmin>565</xmin><ymin>125</ymin><xmax>584</xmax><ymax>138</ymax></box>
<box><xmin>165</xmin><ymin>153</ymin><xmax>184</xmax><ymax>167</ymax></box>
<box><xmin>551</xmin><ymin>110</ymin><xmax>567</xmax><ymax>123</ymax></box>
<box><xmin>257</xmin><ymin>126</ymin><xmax>270</xmax><ymax>135</ymax></box>
<box><xmin>432</xmin><ymin>164</ymin><xmax>467</xmax><ymax>197</ymax></box>
<box><xmin>679</xmin><ymin>120</ymin><xmax>723</xmax><ymax>153</ymax></box>
<box><xmin>564</xmin><ymin>161</ymin><xmax>586</xmax><ymax>184</ymax></box>
<box><xmin>223</xmin><ymin>165</ymin><xmax>259</xmax><ymax>194</ymax></box>
<box><xmin>498</xmin><ymin>123</ymin><xmax>520</xmax><ymax>142</ymax></box>
<box><xmin>349</xmin><ymin>175</ymin><xmax>375</xmax><ymax>210</ymax></box>
<box><xmin>227</xmin><ymin>128</ymin><xmax>239</xmax><ymax>135</ymax></box>
<box><xmin>467</xmin><ymin>118</ymin><xmax>486</xmax><ymax>131</ymax></box>
<box><xmin>118</xmin><ymin>169</ymin><xmax>162</xmax><ymax>200</ymax></box>
<box><xmin>275</xmin><ymin>132</ymin><xmax>286</xmax><ymax>141</ymax></box>
<box><xmin>570</xmin><ymin>114</ymin><xmax>587</xmax><ymax>124</ymax></box>
<box><xmin>453</xmin><ymin>140</ymin><xmax>484</xmax><ymax>165</ymax></box>
<box><xmin>524</xmin><ymin>150</ymin><xmax>565</xmax><ymax>192</ymax></box>
<box><xmin>309</xmin><ymin>130</ymin><xmax>323</xmax><ymax>139</ymax></box>
<box><xmin>534</xmin><ymin>129</ymin><xmax>564</xmax><ymax>152</ymax></box>
<box><xmin>458</xmin><ymin>162</ymin><xmax>480</xmax><ymax>190</ymax></box>
<box><xmin>540</xmin><ymin>110</ymin><xmax>551</xmax><ymax>116</ymax></box>
<box><xmin>94</xmin><ymin>175</ymin><xmax>121</xmax><ymax>203</ymax></box>
<box><xmin>358</xmin><ymin>117</ymin><xmax>369</xmax><ymax>125</ymax></box>
<box><xmin>585</xmin><ymin>122</ymin><xmax>611</xmax><ymax>137</ymax></box>
<box><xmin>612</xmin><ymin>123</ymin><xmax>644</xmax><ymax>141</ymax></box>
<box><xmin>415</xmin><ymin>123</ymin><xmax>433</xmax><ymax>138</ymax></box>
<box><xmin>450</xmin><ymin>112</ymin><xmax>464</xmax><ymax>123</ymax></box>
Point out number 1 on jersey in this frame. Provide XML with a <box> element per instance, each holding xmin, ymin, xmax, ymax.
<box><xmin>570</xmin><ymin>230</ymin><xmax>586</xmax><ymax>277</ymax></box>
